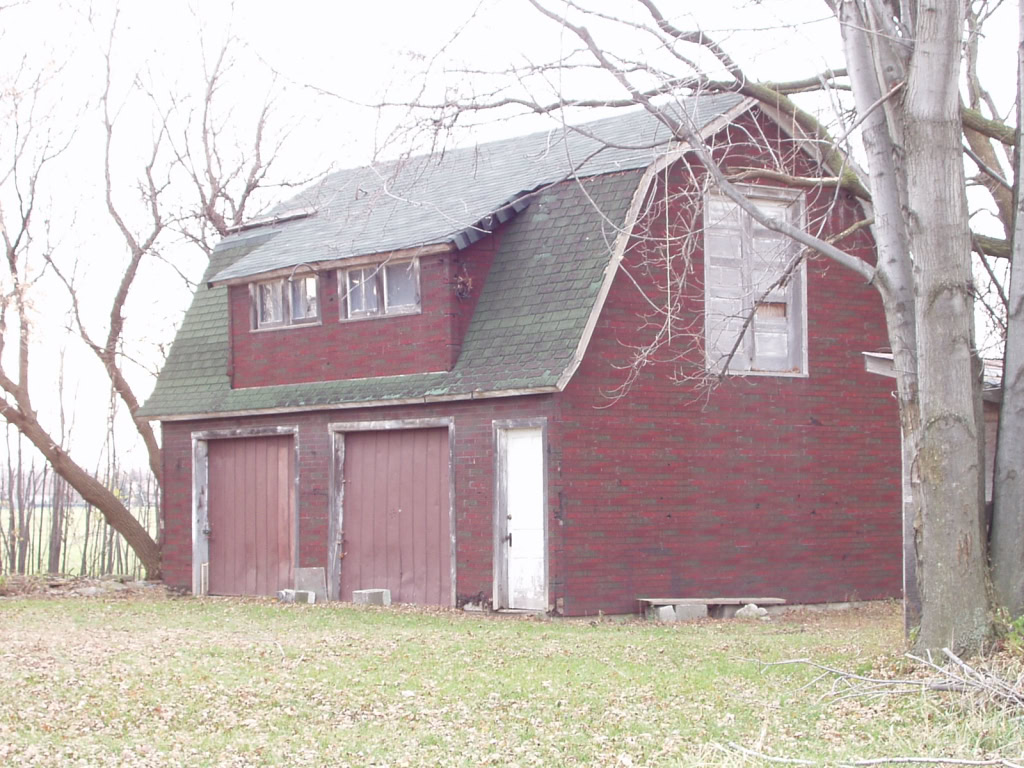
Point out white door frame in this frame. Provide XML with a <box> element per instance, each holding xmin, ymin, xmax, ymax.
<box><xmin>492</xmin><ymin>418</ymin><xmax>548</xmax><ymax>611</ymax></box>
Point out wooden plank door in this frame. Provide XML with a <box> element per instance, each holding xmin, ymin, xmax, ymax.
<box><xmin>207</xmin><ymin>435</ymin><xmax>294</xmax><ymax>596</ymax></box>
<box><xmin>501</xmin><ymin>427</ymin><xmax>547</xmax><ymax>610</ymax></box>
<box><xmin>340</xmin><ymin>428</ymin><xmax>451</xmax><ymax>605</ymax></box>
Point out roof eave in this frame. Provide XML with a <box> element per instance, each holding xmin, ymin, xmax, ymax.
<box><xmin>145</xmin><ymin>385</ymin><xmax>560</xmax><ymax>422</ymax></box>
<box><xmin>208</xmin><ymin>242</ymin><xmax>456</xmax><ymax>288</ymax></box>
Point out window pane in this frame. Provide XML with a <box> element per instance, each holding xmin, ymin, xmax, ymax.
<box><xmin>258</xmin><ymin>282</ymin><xmax>283</xmax><ymax>326</ymax></box>
<box><xmin>755</xmin><ymin>301</ymin><xmax>787</xmax><ymax>320</ymax></box>
<box><xmin>291</xmin><ymin>276</ymin><xmax>319</xmax><ymax>321</ymax></box>
<box><xmin>348</xmin><ymin>268</ymin><xmax>380</xmax><ymax>316</ymax></box>
<box><xmin>385</xmin><ymin>261</ymin><xmax>419</xmax><ymax>311</ymax></box>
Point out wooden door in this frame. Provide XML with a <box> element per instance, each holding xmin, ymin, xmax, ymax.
<box><xmin>501</xmin><ymin>427</ymin><xmax>546</xmax><ymax>610</ymax></box>
<box><xmin>207</xmin><ymin>435</ymin><xmax>295</xmax><ymax>596</ymax></box>
<box><xmin>340</xmin><ymin>428</ymin><xmax>451</xmax><ymax>605</ymax></box>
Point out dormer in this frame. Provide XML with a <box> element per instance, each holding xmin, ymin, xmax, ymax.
<box><xmin>211</xmin><ymin>233</ymin><xmax>501</xmax><ymax>389</ymax></box>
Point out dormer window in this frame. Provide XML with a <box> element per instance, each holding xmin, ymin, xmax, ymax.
<box><xmin>252</xmin><ymin>275</ymin><xmax>320</xmax><ymax>330</ymax></box>
<box><xmin>340</xmin><ymin>259</ymin><xmax>420</xmax><ymax>320</ymax></box>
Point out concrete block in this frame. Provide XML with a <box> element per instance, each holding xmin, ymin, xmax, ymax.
<box><xmin>295</xmin><ymin>567</ymin><xmax>328</xmax><ymax>603</ymax></box>
<box><xmin>674</xmin><ymin>603</ymin><xmax>708</xmax><ymax>621</ymax></box>
<box><xmin>353</xmin><ymin>588</ymin><xmax>392</xmax><ymax>607</ymax></box>
<box><xmin>293</xmin><ymin>590</ymin><xmax>316</xmax><ymax>604</ymax></box>
<box><xmin>653</xmin><ymin>605</ymin><xmax>677</xmax><ymax>622</ymax></box>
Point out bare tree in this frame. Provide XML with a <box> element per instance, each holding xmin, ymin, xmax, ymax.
<box><xmin>169</xmin><ymin>34</ymin><xmax>285</xmax><ymax>256</ymax></box>
<box><xmin>0</xmin><ymin>52</ymin><xmax>162</xmax><ymax>575</ymax></box>
<box><xmin>0</xmin><ymin>8</ymin><xmax>294</xmax><ymax>577</ymax></box>
<box><xmin>387</xmin><ymin>0</ymin><xmax>1019</xmax><ymax>651</ymax></box>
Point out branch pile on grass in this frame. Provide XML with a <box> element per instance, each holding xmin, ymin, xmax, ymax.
<box><xmin>718</xmin><ymin>648</ymin><xmax>1024</xmax><ymax>767</ymax></box>
<box><xmin>769</xmin><ymin>647</ymin><xmax>1024</xmax><ymax>709</ymax></box>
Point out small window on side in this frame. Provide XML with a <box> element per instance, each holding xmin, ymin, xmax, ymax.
<box><xmin>347</xmin><ymin>267</ymin><xmax>382</xmax><ymax>316</ymax></box>
<box><xmin>384</xmin><ymin>261</ymin><xmax>419</xmax><ymax>312</ymax></box>
<box><xmin>252</xmin><ymin>274</ymin><xmax>321</xmax><ymax>330</ymax></box>
<box><xmin>257</xmin><ymin>281</ymin><xmax>284</xmax><ymax>328</ymax></box>
<box><xmin>290</xmin><ymin>276</ymin><xmax>319</xmax><ymax>323</ymax></box>
<box><xmin>340</xmin><ymin>258</ymin><xmax>420</xmax><ymax>320</ymax></box>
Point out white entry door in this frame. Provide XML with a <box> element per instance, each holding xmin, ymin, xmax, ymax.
<box><xmin>501</xmin><ymin>427</ymin><xmax>546</xmax><ymax>610</ymax></box>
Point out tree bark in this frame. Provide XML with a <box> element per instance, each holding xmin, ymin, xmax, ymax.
<box><xmin>47</xmin><ymin>475</ymin><xmax>65</xmax><ymax>574</ymax></box>
<box><xmin>835</xmin><ymin>0</ymin><xmax>922</xmax><ymax>633</ymax></box>
<box><xmin>905</xmin><ymin>0</ymin><xmax>990</xmax><ymax>652</ymax></box>
<box><xmin>991</xmin><ymin>0</ymin><xmax>1024</xmax><ymax>618</ymax></box>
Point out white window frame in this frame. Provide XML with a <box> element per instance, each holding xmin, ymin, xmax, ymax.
<box><xmin>703</xmin><ymin>186</ymin><xmax>808</xmax><ymax>377</ymax></box>
<box><xmin>251</xmin><ymin>274</ymin><xmax>321</xmax><ymax>331</ymax></box>
<box><xmin>339</xmin><ymin>258</ymin><xmax>421</xmax><ymax>321</ymax></box>
<box><xmin>344</xmin><ymin>266</ymin><xmax>382</xmax><ymax>318</ymax></box>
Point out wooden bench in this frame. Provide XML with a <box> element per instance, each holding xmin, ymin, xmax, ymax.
<box><xmin>638</xmin><ymin>597</ymin><xmax>786</xmax><ymax>620</ymax></box>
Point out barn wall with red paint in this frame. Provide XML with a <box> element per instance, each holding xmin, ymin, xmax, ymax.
<box><xmin>553</xmin><ymin>112</ymin><xmax>902</xmax><ymax>615</ymax></box>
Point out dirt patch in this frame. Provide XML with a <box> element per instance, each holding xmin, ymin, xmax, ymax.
<box><xmin>0</xmin><ymin>573</ymin><xmax>173</xmax><ymax>599</ymax></box>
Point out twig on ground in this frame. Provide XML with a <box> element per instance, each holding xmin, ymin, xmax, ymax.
<box><xmin>720</xmin><ymin>741</ymin><xmax>817</xmax><ymax>764</ymax></box>
<box><xmin>720</xmin><ymin>742</ymin><xmax>1023</xmax><ymax>768</ymax></box>
<box><xmin>844</xmin><ymin>758</ymin><xmax>1023</xmax><ymax>768</ymax></box>
<box><xmin>761</xmin><ymin>649</ymin><xmax>1024</xmax><ymax>709</ymax></box>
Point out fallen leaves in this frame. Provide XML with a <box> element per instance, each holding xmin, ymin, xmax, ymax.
<box><xmin>0</xmin><ymin>599</ymin><xmax>1017</xmax><ymax>767</ymax></box>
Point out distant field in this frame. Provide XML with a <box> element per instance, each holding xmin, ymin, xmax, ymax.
<box><xmin>0</xmin><ymin>503</ymin><xmax>157</xmax><ymax>578</ymax></box>
<box><xmin>0</xmin><ymin>597</ymin><xmax>1019</xmax><ymax>767</ymax></box>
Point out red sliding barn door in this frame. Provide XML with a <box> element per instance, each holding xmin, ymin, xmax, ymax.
<box><xmin>207</xmin><ymin>435</ymin><xmax>295</xmax><ymax>596</ymax></box>
<box><xmin>341</xmin><ymin>428</ymin><xmax>451</xmax><ymax>605</ymax></box>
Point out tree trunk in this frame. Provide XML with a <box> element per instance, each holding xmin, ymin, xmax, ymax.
<box><xmin>906</xmin><ymin>1</ymin><xmax>990</xmax><ymax>652</ymax></box>
<box><xmin>48</xmin><ymin>475</ymin><xmax>64</xmax><ymax>574</ymax></box>
<box><xmin>80</xmin><ymin>503</ymin><xmax>90</xmax><ymax>576</ymax></box>
<box><xmin>835</xmin><ymin>0</ymin><xmax>921</xmax><ymax>634</ymax></box>
<box><xmin>15</xmin><ymin>450</ymin><xmax>28</xmax><ymax>575</ymax></box>
<box><xmin>991</xmin><ymin>0</ymin><xmax>1024</xmax><ymax>618</ymax></box>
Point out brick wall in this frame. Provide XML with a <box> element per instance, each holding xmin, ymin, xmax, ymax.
<box><xmin>553</xmin><ymin>113</ymin><xmax>902</xmax><ymax>615</ymax></box>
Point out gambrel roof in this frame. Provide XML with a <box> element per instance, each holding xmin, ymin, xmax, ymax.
<box><xmin>140</xmin><ymin>94</ymin><xmax>749</xmax><ymax>420</ymax></box>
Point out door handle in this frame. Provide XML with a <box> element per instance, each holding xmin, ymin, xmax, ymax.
<box><xmin>505</xmin><ymin>531</ymin><xmax>512</xmax><ymax>547</ymax></box>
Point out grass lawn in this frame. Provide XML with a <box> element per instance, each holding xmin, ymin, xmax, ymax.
<box><xmin>0</xmin><ymin>596</ymin><xmax>1019</xmax><ymax>767</ymax></box>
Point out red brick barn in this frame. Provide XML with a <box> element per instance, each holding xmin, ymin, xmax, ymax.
<box><xmin>140</xmin><ymin>94</ymin><xmax>902</xmax><ymax>615</ymax></box>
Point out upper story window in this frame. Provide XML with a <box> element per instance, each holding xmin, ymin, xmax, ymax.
<box><xmin>703</xmin><ymin>187</ymin><xmax>807</xmax><ymax>376</ymax></box>
<box><xmin>340</xmin><ymin>259</ymin><xmax>420</xmax><ymax>320</ymax></box>
<box><xmin>252</xmin><ymin>275</ymin><xmax>320</xmax><ymax>330</ymax></box>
